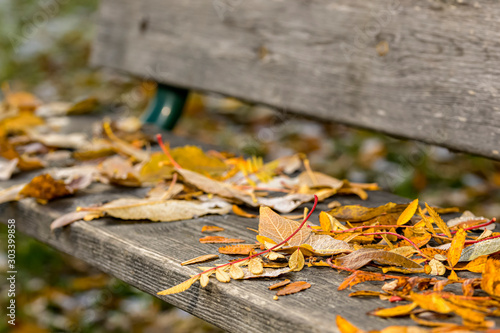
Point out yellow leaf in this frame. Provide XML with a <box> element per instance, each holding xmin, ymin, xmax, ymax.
<box><xmin>425</xmin><ymin>203</ymin><xmax>451</xmax><ymax>237</ymax></box>
<box><xmin>397</xmin><ymin>199</ymin><xmax>418</xmax><ymax>226</ymax></box>
<box><xmin>157</xmin><ymin>276</ymin><xmax>198</xmax><ymax>295</ymax></box>
<box><xmin>336</xmin><ymin>315</ymin><xmax>366</xmax><ymax>333</ymax></box>
<box><xmin>248</xmin><ymin>257</ymin><xmax>264</xmax><ymax>275</ymax></box>
<box><xmin>371</xmin><ymin>302</ymin><xmax>418</xmax><ymax>317</ymax></box>
<box><xmin>200</xmin><ymin>273</ymin><xmax>210</xmax><ymax>288</ymax></box>
<box><xmin>481</xmin><ymin>253</ymin><xmax>500</xmax><ymax>297</ymax></box>
<box><xmin>447</xmin><ymin>228</ymin><xmax>466</xmax><ymax>267</ymax></box>
<box><xmin>229</xmin><ymin>264</ymin><xmax>245</xmax><ymax>280</ymax></box>
<box><xmin>289</xmin><ymin>248</ymin><xmax>305</xmax><ymax>271</ymax></box>
<box><xmin>181</xmin><ymin>254</ymin><xmax>219</xmax><ymax>266</ymax></box>
<box><xmin>215</xmin><ymin>268</ymin><xmax>231</xmax><ymax>282</ymax></box>
<box><xmin>418</xmin><ymin>206</ymin><xmax>435</xmax><ymax>234</ymax></box>
<box><xmin>319</xmin><ymin>211</ymin><xmax>332</xmax><ymax>232</ymax></box>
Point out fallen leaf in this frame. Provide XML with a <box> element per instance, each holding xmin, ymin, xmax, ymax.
<box><xmin>157</xmin><ymin>276</ymin><xmax>199</xmax><ymax>295</ymax></box>
<box><xmin>268</xmin><ymin>279</ymin><xmax>291</xmax><ymax>290</ymax></box>
<box><xmin>336</xmin><ymin>315</ymin><xmax>366</xmax><ymax>333</ymax></box>
<box><xmin>201</xmin><ymin>225</ymin><xmax>225</xmax><ymax>233</ymax></box>
<box><xmin>232</xmin><ymin>205</ymin><xmax>257</xmax><ymax>218</ymax></box>
<box><xmin>248</xmin><ymin>257</ymin><xmax>264</xmax><ymax>275</ymax></box>
<box><xmin>0</xmin><ymin>158</ymin><xmax>18</xmax><ymax>180</ymax></box>
<box><xmin>276</xmin><ymin>281</ymin><xmax>311</xmax><ymax>296</ymax></box>
<box><xmin>258</xmin><ymin>206</ymin><xmax>352</xmax><ymax>255</ymax></box>
<box><xmin>425</xmin><ymin>203</ymin><xmax>451</xmax><ymax>237</ymax></box>
<box><xmin>218</xmin><ymin>244</ymin><xmax>258</xmax><ymax>255</ymax></box>
<box><xmin>19</xmin><ymin>174</ymin><xmax>72</xmax><ymax>202</ymax></box>
<box><xmin>298</xmin><ymin>171</ymin><xmax>344</xmax><ymax>189</ymax></box>
<box><xmin>199</xmin><ymin>236</ymin><xmax>245</xmax><ymax>244</ymax></box>
<box><xmin>328</xmin><ymin>202</ymin><xmax>404</xmax><ymax>222</ymax></box>
<box><xmin>181</xmin><ymin>254</ymin><xmax>219</xmax><ymax>266</ymax></box>
<box><xmin>427</xmin><ymin>259</ymin><xmax>446</xmax><ymax>276</ymax></box>
<box><xmin>481</xmin><ymin>253</ymin><xmax>500</xmax><ymax>297</ymax></box>
<box><xmin>215</xmin><ymin>268</ymin><xmax>231</xmax><ymax>282</ymax></box>
<box><xmin>447</xmin><ymin>228</ymin><xmax>466</xmax><ymax>267</ymax></box>
<box><xmin>335</xmin><ymin>248</ymin><xmax>422</xmax><ymax>270</ymax></box>
<box><xmin>288</xmin><ymin>248</ymin><xmax>305</xmax><ymax>271</ymax></box>
<box><xmin>397</xmin><ymin>199</ymin><xmax>418</xmax><ymax>226</ymax></box>
<box><xmin>229</xmin><ymin>263</ymin><xmax>245</xmax><ymax>279</ymax></box>
<box><xmin>240</xmin><ymin>267</ymin><xmax>291</xmax><ymax>279</ymax></box>
<box><xmin>50</xmin><ymin>211</ymin><xmax>92</xmax><ymax>230</ymax></box>
<box><xmin>370</xmin><ymin>302</ymin><xmax>417</xmax><ymax>317</ymax></box>
<box><xmin>88</xmin><ymin>198</ymin><xmax>231</xmax><ymax>223</ymax></box>
<box><xmin>459</xmin><ymin>237</ymin><xmax>500</xmax><ymax>262</ymax></box>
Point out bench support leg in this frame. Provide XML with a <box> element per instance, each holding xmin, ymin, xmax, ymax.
<box><xmin>141</xmin><ymin>84</ymin><xmax>188</xmax><ymax>130</ymax></box>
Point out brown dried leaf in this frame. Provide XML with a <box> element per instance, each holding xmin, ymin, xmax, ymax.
<box><xmin>268</xmin><ymin>279</ymin><xmax>291</xmax><ymax>290</ymax></box>
<box><xmin>328</xmin><ymin>202</ymin><xmax>404</xmax><ymax>222</ymax></box>
<box><xmin>276</xmin><ymin>281</ymin><xmax>311</xmax><ymax>296</ymax></box>
<box><xmin>336</xmin><ymin>248</ymin><xmax>422</xmax><ymax>271</ymax></box>
<box><xmin>199</xmin><ymin>236</ymin><xmax>245</xmax><ymax>244</ymax></box>
<box><xmin>258</xmin><ymin>206</ymin><xmax>352</xmax><ymax>255</ymax></box>
<box><xmin>201</xmin><ymin>225</ymin><xmax>225</xmax><ymax>233</ymax></box>
<box><xmin>240</xmin><ymin>267</ymin><xmax>291</xmax><ymax>279</ymax></box>
<box><xmin>181</xmin><ymin>254</ymin><xmax>219</xmax><ymax>266</ymax></box>
<box><xmin>19</xmin><ymin>174</ymin><xmax>72</xmax><ymax>202</ymax></box>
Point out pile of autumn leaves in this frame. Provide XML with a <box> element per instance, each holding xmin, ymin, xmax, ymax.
<box><xmin>2</xmin><ymin>89</ymin><xmax>500</xmax><ymax>331</ymax></box>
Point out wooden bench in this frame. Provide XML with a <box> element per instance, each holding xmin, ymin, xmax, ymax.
<box><xmin>3</xmin><ymin>1</ymin><xmax>500</xmax><ymax>332</ymax></box>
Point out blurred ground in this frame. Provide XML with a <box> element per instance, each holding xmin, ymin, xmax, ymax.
<box><xmin>1</xmin><ymin>1</ymin><xmax>500</xmax><ymax>332</ymax></box>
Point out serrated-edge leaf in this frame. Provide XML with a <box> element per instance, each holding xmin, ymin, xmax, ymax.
<box><xmin>397</xmin><ymin>199</ymin><xmax>418</xmax><ymax>226</ymax></box>
<box><xmin>157</xmin><ymin>276</ymin><xmax>198</xmax><ymax>295</ymax></box>
<box><xmin>425</xmin><ymin>203</ymin><xmax>451</xmax><ymax>237</ymax></box>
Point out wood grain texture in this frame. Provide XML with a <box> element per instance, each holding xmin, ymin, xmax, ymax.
<box><xmin>91</xmin><ymin>0</ymin><xmax>500</xmax><ymax>160</ymax></box>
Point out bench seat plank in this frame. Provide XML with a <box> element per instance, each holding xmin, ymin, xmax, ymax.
<box><xmin>1</xmin><ymin>114</ymin><xmax>496</xmax><ymax>332</ymax></box>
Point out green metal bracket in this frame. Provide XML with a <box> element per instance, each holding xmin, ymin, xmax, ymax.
<box><xmin>142</xmin><ymin>84</ymin><xmax>189</xmax><ymax>130</ymax></box>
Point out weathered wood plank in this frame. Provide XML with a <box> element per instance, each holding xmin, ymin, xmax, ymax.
<box><xmin>91</xmin><ymin>0</ymin><xmax>500</xmax><ymax>160</ymax></box>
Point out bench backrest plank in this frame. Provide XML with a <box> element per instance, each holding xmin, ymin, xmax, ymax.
<box><xmin>91</xmin><ymin>0</ymin><xmax>500</xmax><ymax>160</ymax></box>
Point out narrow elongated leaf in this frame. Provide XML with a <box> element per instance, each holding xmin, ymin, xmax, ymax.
<box><xmin>336</xmin><ymin>249</ymin><xmax>422</xmax><ymax>271</ymax></box>
<box><xmin>158</xmin><ymin>276</ymin><xmax>198</xmax><ymax>295</ymax></box>
<box><xmin>268</xmin><ymin>279</ymin><xmax>290</xmax><ymax>290</ymax></box>
<box><xmin>425</xmin><ymin>203</ymin><xmax>451</xmax><ymax>237</ymax></box>
<box><xmin>447</xmin><ymin>228</ymin><xmax>466</xmax><ymax>267</ymax></box>
<box><xmin>370</xmin><ymin>302</ymin><xmax>417</xmax><ymax>317</ymax></box>
<box><xmin>459</xmin><ymin>237</ymin><xmax>500</xmax><ymax>262</ymax></box>
<box><xmin>276</xmin><ymin>281</ymin><xmax>311</xmax><ymax>296</ymax></box>
<box><xmin>181</xmin><ymin>254</ymin><xmax>219</xmax><ymax>266</ymax></box>
<box><xmin>199</xmin><ymin>236</ymin><xmax>245</xmax><ymax>244</ymax></box>
<box><xmin>397</xmin><ymin>199</ymin><xmax>418</xmax><ymax>226</ymax></box>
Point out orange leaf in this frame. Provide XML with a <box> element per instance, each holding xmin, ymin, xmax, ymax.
<box><xmin>370</xmin><ymin>302</ymin><xmax>417</xmax><ymax>317</ymax></box>
<box><xmin>336</xmin><ymin>315</ymin><xmax>366</xmax><ymax>333</ymax></box>
<box><xmin>481</xmin><ymin>253</ymin><xmax>500</xmax><ymax>297</ymax></box>
<box><xmin>201</xmin><ymin>225</ymin><xmax>225</xmax><ymax>233</ymax></box>
<box><xmin>275</xmin><ymin>281</ymin><xmax>311</xmax><ymax>296</ymax></box>
<box><xmin>268</xmin><ymin>279</ymin><xmax>290</xmax><ymax>290</ymax></box>
<box><xmin>218</xmin><ymin>244</ymin><xmax>258</xmax><ymax>255</ymax></box>
<box><xmin>199</xmin><ymin>236</ymin><xmax>245</xmax><ymax>244</ymax></box>
<box><xmin>232</xmin><ymin>205</ymin><xmax>257</xmax><ymax>218</ymax></box>
<box><xmin>181</xmin><ymin>254</ymin><xmax>219</xmax><ymax>266</ymax></box>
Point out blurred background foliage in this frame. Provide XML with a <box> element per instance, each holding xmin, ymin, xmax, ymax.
<box><xmin>1</xmin><ymin>0</ymin><xmax>500</xmax><ymax>332</ymax></box>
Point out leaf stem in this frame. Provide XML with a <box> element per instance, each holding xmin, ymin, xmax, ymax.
<box><xmin>191</xmin><ymin>195</ymin><xmax>319</xmax><ymax>278</ymax></box>
<box><xmin>156</xmin><ymin>134</ymin><xmax>182</xmax><ymax>169</ymax></box>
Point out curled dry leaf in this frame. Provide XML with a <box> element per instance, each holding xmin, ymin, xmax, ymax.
<box><xmin>201</xmin><ymin>225</ymin><xmax>225</xmax><ymax>233</ymax></box>
<box><xmin>218</xmin><ymin>244</ymin><xmax>258</xmax><ymax>255</ymax></box>
<box><xmin>276</xmin><ymin>281</ymin><xmax>311</xmax><ymax>296</ymax></box>
<box><xmin>268</xmin><ymin>279</ymin><xmax>290</xmax><ymax>290</ymax></box>
<box><xmin>50</xmin><ymin>211</ymin><xmax>92</xmax><ymax>230</ymax></box>
<box><xmin>427</xmin><ymin>259</ymin><xmax>446</xmax><ymax>276</ymax></box>
<box><xmin>240</xmin><ymin>267</ymin><xmax>291</xmax><ymax>279</ymax></box>
<box><xmin>181</xmin><ymin>254</ymin><xmax>219</xmax><ymax>266</ymax></box>
<box><xmin>199</xmin><ymin>236</ymin><xmax>245</xmax><ymax>244</ymax></box>
<box><xmin>229</xmin><ymin>264</ymin><xmax>245</xmax><ymax>280</ymax></box>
